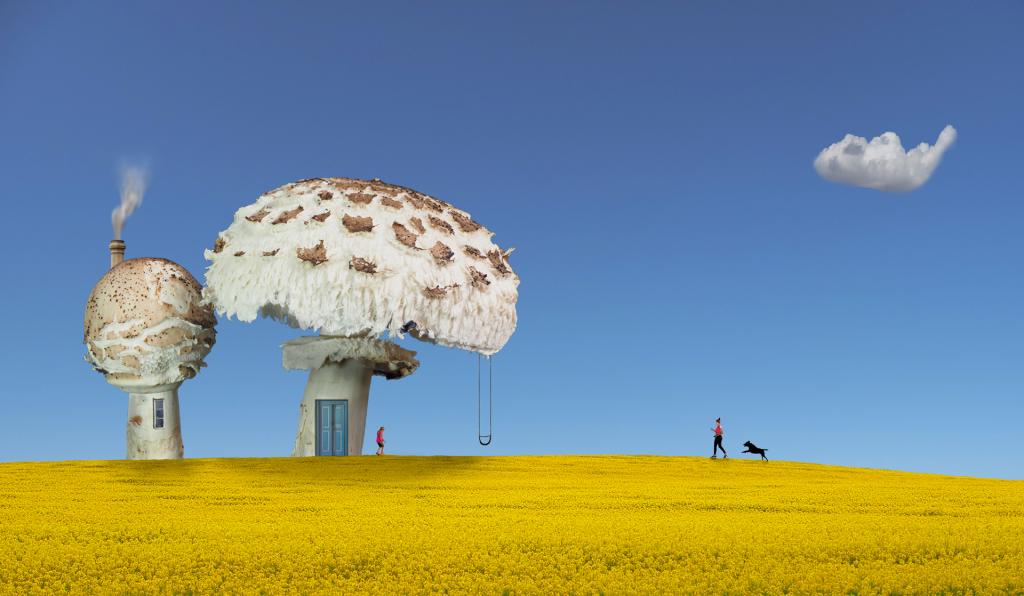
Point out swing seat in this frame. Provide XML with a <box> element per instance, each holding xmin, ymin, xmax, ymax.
<box><xmin>478</xmin><ymin>354</ymin><xmax>493</xmax><ymax>447</ymax></box>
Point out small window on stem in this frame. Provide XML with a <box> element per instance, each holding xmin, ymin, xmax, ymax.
<box><xmin>154</xmin><ymin>398</ymin><xmax>164</xmax><ymax>429</ymax></box>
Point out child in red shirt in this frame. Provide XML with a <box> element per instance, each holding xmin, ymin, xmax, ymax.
<box><xmin>376</xmin><ymin>427</ymin><xmax>385</xmax><ymax>456</ymax></box>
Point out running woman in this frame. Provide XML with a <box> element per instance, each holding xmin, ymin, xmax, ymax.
<box><xmin>711</xmin><ymin>418</ymin><xmax>727</xmax><ymax>459</ymax></box>
<box><xmin>376</xmin><ymin>426</ymin><xmax>385</xmax><ymax>455</ymax></box>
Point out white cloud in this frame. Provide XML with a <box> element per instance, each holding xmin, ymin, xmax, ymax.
<box><xmin>814</xmin><ymin>125</ymin><xmax>957</xmax><ymax>192</ymax></box>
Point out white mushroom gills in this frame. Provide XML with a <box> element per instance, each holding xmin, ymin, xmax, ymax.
<box><xmin>204</xmin><ymin>177</ymin><xmax>518</xmax><ymax>455</ymax></box>
<box><xmin>84</xmin><ymin>243</ymin><xmax>217</xmax><ymax>460</ymax></box>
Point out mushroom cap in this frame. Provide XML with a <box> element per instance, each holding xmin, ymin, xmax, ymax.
<box><xmin>282</xmin><ymin>336</ymin><xmax>419</xmax><ymax>380</ymax></box>
<box><xmin>84</xmin><ymin>258</ymin><xmax>217</xmax><ymax>390</ymax></box>
<box><xmin>203</xmin><ymin>178</ymin><xmax>518</xmax><ymax>355</ymax></box>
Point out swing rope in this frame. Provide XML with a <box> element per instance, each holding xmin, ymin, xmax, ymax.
<box><xmin>477</xmin><ymin>353</ymin><xmax>492</xmax><ymax>446</ymax></box>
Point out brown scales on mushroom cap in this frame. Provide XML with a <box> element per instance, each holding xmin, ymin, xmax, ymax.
<box><xmin>310</xmin><ymin>211</ymin><xmax>331</xmax><ymax>223</ymax></box>
<box><xmin>272</xmin><ymin>206</ymin><xmax>304</xmax><ymax>224</ymax></box>
<box><xmin>262</xmin><ymin>249</ymin><xmax>279</xmax><ymax>256</ymax></box>
<box><xmin>296</xmin><ymin>240</ymin><xmax>327</xmax><ymax>266</ymax></box>
<box><xmin>450</xmin><ymin>211</ymin><xmax>482</xmax><ymax>232</ymax></box>
<box><xmin>213</xmin><ymin>237</ymin><xmax>226</xmax><ymax>253</ymax></box>
<box><xmin>392</xmin><ymin>222</ymin><xmax>418</xmax><ymax>248</ymax></box>
<box><xmin>286</xmin><ymin>179</ymin><xmax>477</xmax><ymax>231</ymax></box>
<box><xmin>368</xmin><ymin>180</ymin><xmax>400</xmax><ymax>195</ymax></box>
<box><xmin>419</xmin><ymin>194</ymin><xmax>447</xmax><ymax>213</ymax></box>
<box><xmin>348</xmin><ymin>192</ymin><xmax>374</xmax><ymax>205</ymax></box>
<box><xmin>328</xmin><ymin>179</ymin><xmax>366</xmax><ymax>193</ymax></box>
<box><xmin>318</xmin><ymin>190</ymin><xmax>333</xmax><ymax>201</ymax></box>
<box><xmin>403</xmin><ymin>193</ymin><xmax>426</xmax><ymax>209</ymax></box>
<box><xmin>463</xmin><ymin>246</ymin><xmax>486</xmax><ymax>259</ymax></box>
<box><xmin>468</xmin><ymin>267</ymin><xmax>490</xmax><ymax>290</ymax></box>
<box><xmin>343</xmin><ymin>214</ymin><xmax>374</xmax><ymax>233</ymax></box>
<box><xmin>487</xmin><ymin>250</ymin><xmax>510</xmax><ymax>275</ymax></box>
<box><xmin>245</xmin><ymin>208</ymin><xmax>270</xmax><ymax>223</ymax></box>
<box><xmin>428</xmin><ymin>215</ymin><xmax>454</xmax><ymax>235</ymax></box>
<box><xmin>350</xmin><ymin>257</ymin><xmax>377</xmax><ymax>274</ymax></box>
<box><xmin>409</xmin><ymin>217</ymin><xmax>426</xmax><ymax>234</ymax></box>
<box><xmin>274</xmin><ymin>178</ymin><xmax>461</xmax><ymax>215</ymax></box>
<box><xmin>422</xmin><ymin>284</ymin><xmax>459</xmax><ymax>299</ymax></box>
<box><xmin>430</xmin><ymin>241</ymin><xmax>454</xmax><ymax>265</ymax></box>
<box><xmin>234</xmin><ymin>251</ymin><xmax>245</xmax><ymax>257</ymax></box>
<box><xmin>405</xmin><ymin>192</ymin><xmax>447</xmax><ymax>213</ymax></box>
<box><xmin>328</xmin><ymin>178</ymin><xmax>400</xmax><ymax>196</ymax></box>
<box><xmin>289</xmin><ymin>177</ymin><xmax>327</xmax><ymax>189</ymax></box>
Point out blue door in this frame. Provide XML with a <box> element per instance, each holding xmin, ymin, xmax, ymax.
<box><xmin>315</xmin><ymin>400</ymin><xmax>348</xmax><ymax>456</ymax></box>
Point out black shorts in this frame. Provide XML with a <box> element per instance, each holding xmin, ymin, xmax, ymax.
<box><xmin>377</xmin><ymin>441</ymin><xmax>384</xmax><ymax>447</ymax></box>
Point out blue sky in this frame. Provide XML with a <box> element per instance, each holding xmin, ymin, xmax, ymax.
<box><xmin>1</xmin><ymin>2</ymin><xmax>1021</xmax><ymax>478</ymax></box>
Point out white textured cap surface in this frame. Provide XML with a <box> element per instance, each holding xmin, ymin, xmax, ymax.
<box><xmin>203</xmin><ymin>178</ymin><xmax>518</xmax><ymax>355</ymax></box>
<box><xmin>84</xmin><ymin>258</ymin><xmax>217</xmax><ymax>390</ymax></box>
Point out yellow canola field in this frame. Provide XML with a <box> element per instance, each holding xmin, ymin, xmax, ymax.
<box><xmin>1</xmin><ymin>456</ymin><xmax>1022</xmax><ymax>594</ymax></box>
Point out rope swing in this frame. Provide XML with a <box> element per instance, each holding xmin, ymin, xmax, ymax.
<box><xmin>477</xmin><ymin>354</ymin><xmax>492</xmax><ymax>446</ymax></box>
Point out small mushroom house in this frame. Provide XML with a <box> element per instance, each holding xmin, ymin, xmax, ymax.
<box><xmin>84</xmin><ymin>242</ymin><xmax>217</xmax><ymax>459</ymax></box>
<box><xmin>203</xmin><ymin>177</ymin><xmax>518</xmax><ymax>456</ymax></box>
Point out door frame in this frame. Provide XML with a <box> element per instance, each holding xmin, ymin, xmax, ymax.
<box><xmin>314</xmin><ymin>399</ymin><xmax>349</xmax><ymax>456</ymax></box>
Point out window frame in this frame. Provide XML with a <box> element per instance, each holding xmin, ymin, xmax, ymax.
<box><xmin>153</xmin><ymin>398</ymin><xmax>165</xmax><ymax>429</ymax></box>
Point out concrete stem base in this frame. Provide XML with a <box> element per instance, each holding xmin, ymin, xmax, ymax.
<box><xmin>126</xmin><ymin>384</ymin><xmax>183</xmax><ymax>460</ymax></box>
<box><xmin>292</xmin><ymin>360</ymin><xmax>372</xmax><ymax>456</ymax></box>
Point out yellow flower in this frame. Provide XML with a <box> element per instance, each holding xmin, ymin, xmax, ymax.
<box><xmin>0</xmin><ymin>456</ymin><xmax>1021</xmax><ymax>593</ymax></box>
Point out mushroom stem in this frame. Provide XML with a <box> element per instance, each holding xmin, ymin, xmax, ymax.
<box><xmin>109</xmin><ymin>239</ymin><xmax>126</xmax><ymax>269</ymax></box>
<box><xmin>126</xmin><ymin>384</ymin><xmax>183</xmax><ymax>460</ymax></box>
<box><xmin>291</xmin><ymin>360</ymin><xmax>372</xmax><ymax>457</ymax></box>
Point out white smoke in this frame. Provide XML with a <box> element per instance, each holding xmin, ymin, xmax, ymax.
<box><xmin>814</xmin><ymin>125</ymin><xmax>957</xmax><ymax>192</ymax></box>
<box><xmin>112</xmin><ymin>165</ymin><xmax>148</xmax><ymax>239</ymax></box>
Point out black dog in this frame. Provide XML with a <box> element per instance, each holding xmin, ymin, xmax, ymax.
<box><xmin>742</xmin><ymin>441</ymin><xmax>768</xmax><ymax>461</ymax></box>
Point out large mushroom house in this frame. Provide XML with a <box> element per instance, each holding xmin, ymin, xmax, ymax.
<box><xmin>84</xmin><ymin>242</ymin><xmax>217</xmax><ymax>459</ymax></box>
<box><xmin>203</xmin><ymin>177</ymin><xmax>519</xmax><ymax>456</ymax></box>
